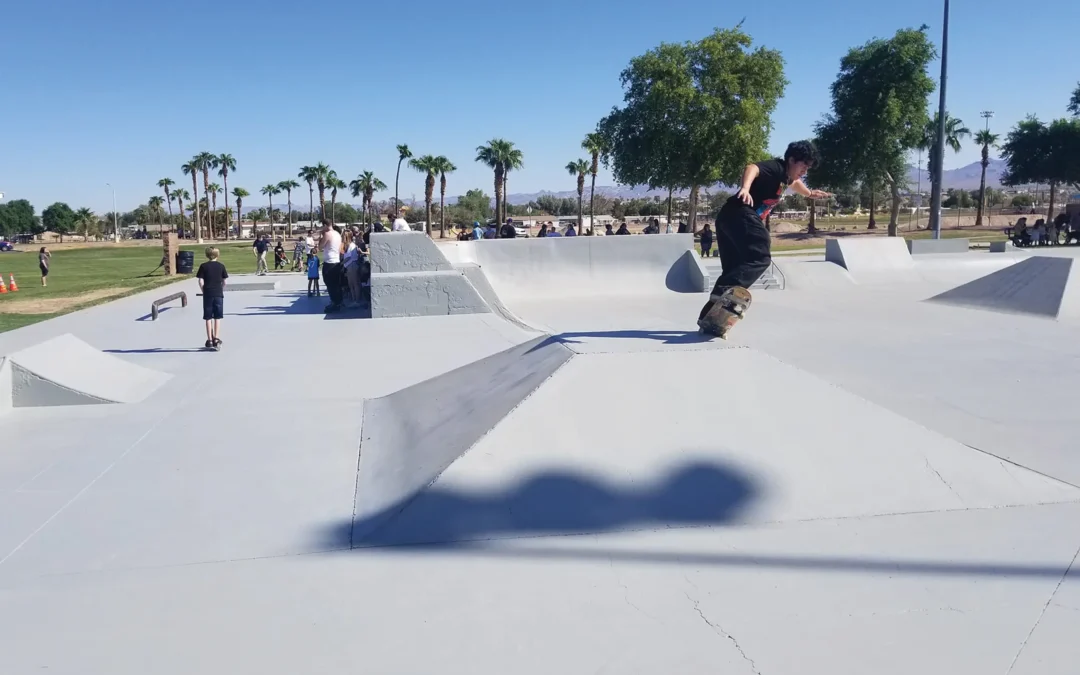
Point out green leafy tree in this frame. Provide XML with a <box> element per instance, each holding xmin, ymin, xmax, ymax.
<box><xmin>973</xmin><ymin>129</ymin><xmax>999</xmax><ymax>226</ymax></box>
<box><xmin>0</xmin><ymin>199</ymin><xmax>38</xmax><ymax>236</ymax></box>
<box><xmin>599</xmin><ymin>27</ymin><xmax>786</xmax><ymax>233</ymax></box>
<box><xmin>431</xmin><ymin>157</ymin><xmax>456</xmax><ymax>238</ymax></box>
<box><xmin>74</xmin><ymin>207</ymin><xmax>98</xmax><ymax>238</ymax></box>
<box><xmin>813</xmin><ymin>26</ymin><xmax>936</xmax><ymax>236</ymax></box>
<box><xmin>173</xmin><ymin>189</ymin><xmax>190</xmax><ymax>234</ymax></box>
<box><xmin>452</xmin><ymin>189</ymin><xmax>492</xmax><ymax>224</ymax></box>
<box><xmin>476</xmin><ymin>139</ymin><xmax>524</xmax><ymax>225</ymax></box>
<box><xmin>42</xmin><ymin>202</ymin><xmax>76</xmax><ymax>242</ymax></box>
<box><xmin>566</xmin><ymin>159</ymin><xmax>590</xmax><ymax>231</ymax></box>
<box><xmin>148</xmin><ymin>196</ymin><xmax>165</xmax><ymax>226</ymax></box>
<box><xmin>394</xmin><ymin>144</ymin><xmax>412</xmax><ymax>214</ymax></box>
<box><xmin>1001</xmin><ymin>116</ymin><xmax>1080</xmax><ymax>220</ymax></box>
<box><xmin>408</xmin><ymin>155</ymin><xmax>440</xmax><ymax>236</ymax></box>
<box><xmin>1069</xmin><ymin>83</ymin><xmax>1080</xmax><ymax>117</ymax></box>
<box><xmin>214</xmin><ymin>154</ymin><xmax>237</xmax><ymax>239</ymax></box>
<box><xmin>327</xmin><ymin>173</ymin><xmax>347</xmax><ymax>224</ymax></box>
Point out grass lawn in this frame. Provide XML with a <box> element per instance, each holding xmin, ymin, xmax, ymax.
<box><xmin>0</xmin><ymin>242</ymin><xmax>260</xmax><ymax>333</ymax></box>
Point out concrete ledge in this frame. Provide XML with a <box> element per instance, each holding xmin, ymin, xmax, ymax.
<box><xmin>906</xmin><ymin>238</ymin><xmax>970</xmax><ymax>255</ymax></box>
<box><xmin>371</xmin><ymin>232</ymin><xmax>453</xmax><ymax>274</ymax></box>
<box><xmin>371</xmin><ymin>270</ymin><xmax>491</xmax><ymax>318</ymax></box>
<box><xmin>225</xmin><ymin>281</ymin><xmax>280</xmax><ymax>292</ymax></box>
<box><xmin>825</xmin><ymin>238</ymin><xmax>914</xmax><ymax>283</ymax></box>
<box><xmin>989</xmin><ymin>241</ymin><xmax>1011</xmax><ymax>253</ymax></box>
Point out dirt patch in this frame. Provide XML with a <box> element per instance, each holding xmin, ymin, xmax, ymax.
<box><xmin>0</xmin><ymin>287</ymin><xmax>134</xmax><ymax>314</ymax></box>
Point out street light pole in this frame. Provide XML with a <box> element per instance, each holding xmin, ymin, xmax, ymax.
<box><xmin>106</xmin><ymin>183</ymin><xmax>119</xmax><ymax>242</ymax></box>
<box><xmin>928</xmin><ymin>0</ymin><xmax>950</xmax><ymax>239</ymax></box>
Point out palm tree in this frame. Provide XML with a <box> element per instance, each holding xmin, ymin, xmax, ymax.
<box><xmin>75</xmin><ymin>207</ymin><xmax>96</xmax><ymax>239</ymax></box>
<box><xmin>207</xmin><ymin>183</ymin><xmax>223</xmax><ymax>238</ymax></box>
<box><xmin>181</xmin><ymin>160</ymin><xmax>203</xmax><ymax>242</ymax></box>
<box><xmin>232</xmin><ymin>188</ymin><xmax>249</xmax><ymax>237</ymax></box>
<box><xmin>148</xmin><ymin>196</ymin><xmax>165</xmax><ymax>228</ymax></box>
<box><xmin>298</xmin><ymin>166</ymin><xmax>317</xmax><ymax>225</ymax></box>
<box><xmin>277</xmin><ymin>180</ymin><xmax>300</xmax><ymax>236</ymax></box>
<box><xmin>431</xmin><ymin>157</ymin><xmax>456</xmax><ymax>238</ymax></box>
<box><xmin>582</xmin><ymin>132</ymin><xmax>606</xmax><ymax>236</ymax></box>
<box><xmin>260</xmin><ymin>185</ymin><xmax>280</xmax><ymax>237</ymax></box>
<box><xmin>476</xmin><ymin>139</ymin><xmax>512</xmax><ymax>227</ymax></box>
<box><xmin>214</xmin><ymin>154</ymin><xmax>237</xmax><ymax>239</ymax></box>
<box><xmin>919</xmin><ymin>113</ymin><xmax>970</xmax><ymax>226</ymax></box>
<box><xmin>194</xmin><ymin>151</ymin><xmax>216</xmax><ymax>240</ymax></box>
<box><xmin>174</xmin><ymin>188</ymin><xmax>190</xmax><ymax>235</ymax></box>
<box><xmin>408</xmin><ymin>155</ymin><xmax>440</xmax><ymax>237</ymax></box>
<box><xmin>566</xmin><ymin>159</ymin><xmax>590</xmax><ymax>232</ymax></box>
<box><xmin>157</xmin><ymin>178</ymin><xmax>175</xmax><ymax>232</ymax></box>
<box><xmin>394</xmin><ymin>144</ymin><xmax>412</xmax><ymax>215</ymax></box>
<box><xmin>973</xmin><ymin>129</ymin><xmax>1000</xmax><ymax>227</ymax></box>
<box><xmin>327</xmin><ymin>173</ymin><xmax>347</xmax><ymax>224</ymax></box>
<box><xmin>350</xmin><ymin>172</ymin><xmax>386</xmax><ymax>225</ymax></box>
<box><xmin>309</xmin><ymin>163</ymin><xmax>332</xmax><ymax>220</ymax></box>
<box><xmin>501</xmin><ymin>144</ymin><xmax>524</xmax><ymax>224</ymax></box>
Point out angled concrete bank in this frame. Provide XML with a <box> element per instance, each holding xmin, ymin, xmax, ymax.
<box><xmin>0</xmin><ymin>334</ymin><xmax>171</xmax><ymax>413</ymax></box>
<box><xmin>353</xmin><ymin>334</ymin><xmax>574</xmax><ymax>541</ymax></box>
<box><xmin>928</xmin><ymin>256</ymin><xmax>1080</xmax><ymax>319</ymax></box>
<box><xmin>825</xmin><ymin>237</ymin><xmax>915</xmax><ymax>283</ymax></box>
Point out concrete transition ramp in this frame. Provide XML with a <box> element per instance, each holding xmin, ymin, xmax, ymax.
<box><xmin>369</xmin><ymin>231</ymin><xmax>453</xmax><ymax>274</ymax></box>
<box><xmin>927</xmin><ymin>255</ymin><xmax>1080</xmax><ymax>319</ymax></box>
<box><xmin>354</xmin><ymin>347</ymin><xmax>1080</xmax><ymax>547</ymax></box>
<box><xmin>825</xmin><ymin>237</ymin><xmax>915</xmax><ymax>283</ymax></box>
<box><xmin>441</xmin><ymin>234</ymin><xmax>708</xmax><ymax>302</ymax></box>
<box><xmin>0</xmin><ymin>334</ymin><xmax>171</xmax><ymax>412</ymax></box>
<box><xmin>353</xmin><ymin>335</ymin><xmax>574</xmax><ymax>540</ymax></box>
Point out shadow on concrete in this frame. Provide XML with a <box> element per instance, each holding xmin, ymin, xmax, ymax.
<box><xmin>320</xmin><ymin>460</ymin><xmax>758</xmax><ymax>549</ymax></box>
<box><xmin>135</xmin><ymin>307</ymin><xmax>176</xmax><ymax>322</ymax></box>
<box><xmin>104</xmin><ymin>347</ymin><xmax>207</xmax><ymax>354</ymax></box>
<box><xmin>229</xmin><ymin>295</ymin><xmax>371</xmax><ymax>319</ymax></box>
<box><xmin>526</xmin><ymin>330</ymin><xmax>712</xmax><ymax>353</ymax></box>
<box><xmin>358</xmin><ymin>542</ymin><xmax>1078</xmax><ymax>580</ymax></box>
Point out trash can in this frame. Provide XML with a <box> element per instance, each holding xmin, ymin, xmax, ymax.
<box><xmin>176</xmin><ymin>250</ymin><xmax>195</xmax><ymax>275</ymax></box>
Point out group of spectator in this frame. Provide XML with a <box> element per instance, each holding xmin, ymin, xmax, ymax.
<box><xmin>1010</xmin><ymin>213</ymin><xmax>1077</xmax><ymax>247</ymax></box>
<box><xmin>454</xmin><ymin>216</ymin><xmax>693</xmax><ymax>240</ymax></box>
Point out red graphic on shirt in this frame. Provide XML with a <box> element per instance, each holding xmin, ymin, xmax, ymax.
<box><xmin>755</xmin><ymin>183</ymin><xmax>787</xmax><ymax>221</ymax></box>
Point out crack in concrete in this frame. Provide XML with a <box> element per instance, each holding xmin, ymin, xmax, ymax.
<box><xmin>1005</xmin><ymin>541</ymin><xmax>1080</xmax><ymax>675</ymax></box>
<box><xmin>684</xmin><ymin>592</ymin><xmax>762</xmax><ymax>675</ymax></box>
<box><xmin>924</xmin><ymin>458</ymin><xmax>963</xmax><ymax>502</ymax></box>
<box><xmin>608</xmin><ymin>557</ymin><xmax>662</xmax><ymax>625</ymax></box>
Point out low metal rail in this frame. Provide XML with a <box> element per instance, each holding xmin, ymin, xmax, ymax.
<box><xmin>150</xmin><ymin>291</ymin><xmax>187</xmax><ymax>321</ymax></box>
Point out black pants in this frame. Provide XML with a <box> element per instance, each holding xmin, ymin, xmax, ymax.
<box><xmin>322</xmin><ymin>262</ymin><xmax>343</xmax><ymax>306</ymax></box>
<box><xmin>699</xmin><ymin>203</ymin><xmax>771</xmax><ymax>319</ymax></box>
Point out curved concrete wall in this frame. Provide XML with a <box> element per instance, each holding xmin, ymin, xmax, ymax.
<box><xmin>439</xmin><ymin>234</ymin><xmax>706</xmax><ymax>302</ymax></box>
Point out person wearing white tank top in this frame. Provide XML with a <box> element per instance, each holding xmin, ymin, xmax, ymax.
<box><xmin>317</xmin><ymin>221</ymin><xmax>344</xmax><ymax>312</ymax></box>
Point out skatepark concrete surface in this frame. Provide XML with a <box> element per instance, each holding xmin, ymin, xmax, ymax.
<box><xmin>3</xmin><ymin>242</ymin><xmax>1080</xmax><ymax>675</ymax></box>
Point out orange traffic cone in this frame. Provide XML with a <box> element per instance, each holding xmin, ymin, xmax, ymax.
<box><xmin>0</xmin><ymin>276</ymin><xmax>7</xmax><ymax>294</ymax></box>
<box><xmin>7</xmin><ymin>274</ymin><xmax>16</xmax><ymax>292</ymax></box>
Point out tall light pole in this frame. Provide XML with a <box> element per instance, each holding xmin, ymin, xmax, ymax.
<box><xmin>981</xmin><ymin>110</ymin><xmax>994</xmax><ymax>132</ymax></box>
<box><xmin>105</xmin><ymin>183</ymin><xmax>119</xmax><ymax>242</ymax></box>
<box><xmin>928</xmin><ymin>0</ymin><xmax>950</xmax><ymax>239</ymax></box>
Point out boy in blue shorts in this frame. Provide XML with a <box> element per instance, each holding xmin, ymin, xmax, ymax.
<box><xmin>306</xmin><ymin>251</ymin><xmax>321</xmax><ymax>297</ymax></box>
<box><xmin>196</xmin><ymin>247</ymin><xmax>228</xmax><ymax>350</ymax></box>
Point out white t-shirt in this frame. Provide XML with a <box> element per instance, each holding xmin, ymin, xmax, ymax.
<box><xmin>342</xmin><ymin>242</ymin><xmax>359</xmax><ymax>269</ymax></box>
<box><xmin>304</xmin><ymin>236</ymin><xmax>314</xmax><ymax>253</ymax></box>
<box><xmin>392</xmin><ymin>218</ymin><xmax>410</xmax><ymax>232</ymax></box>
<box><xmin>321</xmin><ymin>229</ymin><xmax>342</xmax><ymax>264</ymax></box>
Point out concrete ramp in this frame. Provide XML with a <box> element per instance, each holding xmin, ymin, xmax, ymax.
<box><xmin>440</xmin><ymin>235</ymin><xmax>708</xmax><ymax>303</ymax></box>
<box><xmin>825</xmin><ymin>237</ymin><xmax>915</xmax><ymax>283</ymax></box>
<box><xmin>370</xmin><ymin>231</ymin><xmax>453</xmax><ymax>274</ymax></box>
<box><xmin>0</xmin><ymin>334</ymin><xmax>171</xmax><ymax>411</ymax></box>
<box><xmin>927</xmin><ymin>256</ymin><xmax>1080</xmax><ymax>319</ymax></box>
<box><xmin>353</xmin><ymin>335</ymin><xmax>574</xmax><ymax>540</ymax></box>
<box><xmin>355</xmin><ymin>347</ymin><xmax>1080</xmax><ymax>546</ymax></box>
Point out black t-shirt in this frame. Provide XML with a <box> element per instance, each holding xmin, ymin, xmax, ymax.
<box><xmin>500</xmin><ymin>223</ymin><xmax>517</xmax><ymax>238</ymax></box>
<box><xmin>729</xmin><ymin>158</ymin><xmax>788</xmax><ymax>221</ymax></box>
<box><xmin>196</xmin><ymin>260</ymin><xmax>229</xmax><ymax>298</ymax></box>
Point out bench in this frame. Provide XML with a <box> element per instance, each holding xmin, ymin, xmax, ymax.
<box><xmin>151</xmin><ymin>291</ymin><xmax>187</xmax><ymax>320</ymax></box>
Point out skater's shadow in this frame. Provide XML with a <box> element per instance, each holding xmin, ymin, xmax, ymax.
<box><xmin>527</xmin><ymin>330</ymin><xmax>711</xmax><ymax>352</ymax></box>
<box><xmin>317</xmin><ymin>459</ymin><xmax>759</xmax><ymax>549</ymax></box>
<box><xmin>104</xmin><ymin>347</ymin><xmax>207</xmax><ymax>354</ymax></box>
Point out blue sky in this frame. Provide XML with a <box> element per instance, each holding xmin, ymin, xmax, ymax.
<box><xmin>1</xmin><ymin>0</ymin><xmax>1076</xmax><ymax>213</ymax></box>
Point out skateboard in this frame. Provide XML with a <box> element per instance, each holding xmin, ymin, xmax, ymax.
<box><xmin>204</xmin><ymin>339</ymin><xmax>222</xmax><ymax>352</ymax></box>
<box><xmin>697</xmin><ymin>287</ymin><xmax>752</xmax><ymax>339</ymax></box>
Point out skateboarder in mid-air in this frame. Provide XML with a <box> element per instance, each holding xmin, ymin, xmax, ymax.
<box><xmin>698</xmin><ymin>140</ymin><xmax>832</xmax><ymax>338</ymax></box>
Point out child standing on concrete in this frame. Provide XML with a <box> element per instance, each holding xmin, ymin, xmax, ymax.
<box><xmin>196</xmin><ymin>247</ymin><xmax>228</xmax><ymax>350</ymax></box>
<box><xmin>306</xmin><ymin>252</ymin><xmax>321</xmax><ymax>297</ymax></box>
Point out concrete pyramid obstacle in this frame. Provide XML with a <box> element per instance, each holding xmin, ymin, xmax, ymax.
<box><xmin>0</xmin><ymin>334</ymin><xmax>171</xmax><ymax>413</ymax></box>
<box><xmin>927</xmin><ymin>256</ymin><xmax>1080</xmax><ymax>319</ymax></box>
<box><xmin>353</xmin><ymin>335</ymin><xmax>574</xmax><ymax>539</ymax></box>
<box><xmin>353</xmin><ymin>347</ymin><xmax>1080</xmax><ymax>547</ymax></box>
<box><xmin>825</xmin><ymin>237</ymin><xmax>915</xmax><ymax>283</ymax></box>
